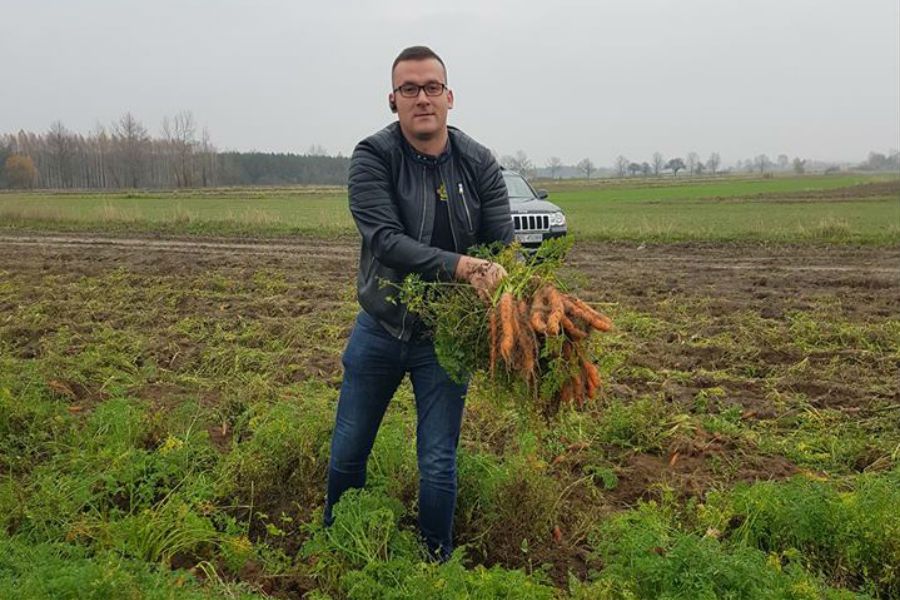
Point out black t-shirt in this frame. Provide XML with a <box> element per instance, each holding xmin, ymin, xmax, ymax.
<box><xmin>430</xmin><ymin>170</ymin><xmax>455</xmax><ymax>253</ymax></box>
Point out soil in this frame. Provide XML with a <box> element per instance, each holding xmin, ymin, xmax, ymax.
<box><xmin>734</xmin><ymin>179</ymin><xmax>900</xmax><ymax>202</ymax></box>
<box><xmin>3</xmin><ymin>230</ymin><xmax>896</xmax><ymax>413</ymax></box>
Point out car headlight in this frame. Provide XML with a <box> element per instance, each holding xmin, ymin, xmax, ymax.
<box><xmin>549</xmin><ymin>212</ymin><xmax>566</xmax><ymax>227</ymax></box>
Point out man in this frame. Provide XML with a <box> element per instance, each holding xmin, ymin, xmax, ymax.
<box><xmin>324</xmin><ymin>46</ymin><xmax>513</xmax><ymax>560</ymax></box>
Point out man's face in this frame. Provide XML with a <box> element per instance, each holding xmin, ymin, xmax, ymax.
<box><xmin>390</xmin><ymin>58</ymin><xmax>454</xmax><ymax>142</ymax></box>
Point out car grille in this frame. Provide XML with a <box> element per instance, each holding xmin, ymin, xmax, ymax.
<box><xmin>513</xmin><ymin>214</ymin><xmax>550</xmax><ymax>232</ymax></box>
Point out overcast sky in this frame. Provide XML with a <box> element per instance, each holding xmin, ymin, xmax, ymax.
<box><xmin>2</xmin><ymin>0</ymin><xmax>898</xmax><ymax>166</ymax></box>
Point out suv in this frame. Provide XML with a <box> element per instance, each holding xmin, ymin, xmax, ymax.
<box><xmin>502</xmin><ymin>169</ymin><xmax>567</xmax><ymax>249</ymax></box>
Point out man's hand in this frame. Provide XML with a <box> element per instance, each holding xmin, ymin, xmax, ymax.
<box><xmin>455</xmin><ymin>255</ymin><xmax>507</xmax><ymax>300</ymax></box>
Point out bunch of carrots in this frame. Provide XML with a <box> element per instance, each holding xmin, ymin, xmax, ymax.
<box><xmin>489</xmin><ymin>283</ymin><xmax>612</xmax><ymax>412</ymax></box>
<box><xmin>396</xmin><ymin>238</ymin><xmax>613</xmax><ymax>416</ymax></box>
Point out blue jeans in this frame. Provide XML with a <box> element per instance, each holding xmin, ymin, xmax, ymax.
<box><xmin>325</xmin><ymin>310</ymin><xmax>468</xmax><ymax>560</ymax></box>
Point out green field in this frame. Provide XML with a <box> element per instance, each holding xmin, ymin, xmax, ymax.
<box><xmin>1</xmin><ymin>174</ymin><xmax>897</xmax><ymax>243</ymax></box>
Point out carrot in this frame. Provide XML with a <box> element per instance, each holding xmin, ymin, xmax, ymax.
<box><xmin>552</xmin><ymin>525</ymin><xmax>563</xmax><ymax>544</ymax></box>
<box><xmin>523</xmin><ymin>343</ymin><xmax>537</xmax><ymax>386</ymax></box>
<box><xmin>559</xmin><ymin>381</ymin><xmax>573</xmax><ymax>405</ymax></box>
<box><xmin>529</xmin><ymin>287</ymin><xmax>549</xmax><ymax>334</ymax></box>
<box><xmin>521</xmin><ymin>329</ymin><xmax>537</xmax><ymax>384</ymax></box>
<box><xmin>545</xmin><ymin>287</ymin><xmax>566</xmax><ymax>335</ymax></box>
<box><xmin>572</xmin><ymin>372</ymin><xmax>585</xmax><ymax>408</ymax></box>
<box><xmin>499</xmin><ymin>292</ymin><xmax>516</xmax><ymax>363</ymax></box>
<box><xmin>517</xmin><ymin>298</ymin><xmax>529</xmax><ymax>319</ymax></box>
<box><xmin>564</xmin><ymin>296</ymin><xmax>613</xmax><ymax>332</ymax></box>
<box><xmin>515</xmin><ymin>301</ymin><xmax>540</xmax><ymax>392</ymax></box>
<box><xmin>561</xmin><ymin>315</ymin><xmax>588</xmax><ymax>340</ymax></box>
<box><xmin>582</xmin><ymin>359</ymin><xmax>600</xmax><ymax>398</ymax></box>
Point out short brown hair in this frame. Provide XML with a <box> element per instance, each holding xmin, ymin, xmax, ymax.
<box><xmin>391</xmin><ymin>46</ymin><xmax>447</xmax><ymax>82</ymax></box>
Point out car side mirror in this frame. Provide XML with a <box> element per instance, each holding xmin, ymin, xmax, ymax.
<box><xmin>536</xmin><ymin>189</ymin><xmax>549</xmax><ymax>199</ymax></box>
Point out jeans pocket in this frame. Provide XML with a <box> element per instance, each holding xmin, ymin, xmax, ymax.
<box><xmin>356</xmin><ymin>310</ymin><xmax>377</xmax><ymax>333</ymax></box>
<box><xmin>357</xmin><ymin>310</ymin><xmax>395</xmax><ymax>340</ymax></box>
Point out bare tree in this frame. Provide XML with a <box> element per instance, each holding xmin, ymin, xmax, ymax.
<box><xmin>172</xmin><ymin>111</ymin><xmax>197</xmax><ymax>187</ymax></box>
<box><xmin>777</xmin><ymin>154</ymin><xmax>789</xmax><ymax>171</ymax></box>
<box><xmin>47</xmin><ymin>120</ymin><xmax>76</xmax><ymax>187</ymax></box>
<box><xmin>546</xmin><ymin>156</ymin><xmax>562</xmax><ymax>180</ymax></box>
<box><xmin>576</xmin><ymin>157</ymin><xmax>595</xmax><ymax>179</ymax></box>
<box><xmin>307</xmin><ymin>144</ymin><xmax>328</xmax><ymax>156</ymax></box>
<box><xmin>665</xmin><ymin>157</ymin><xmax>686</xmax><ymax>176</ymax></box>
<box><xmin>501</xmin><ymin>150</ymin><xmax>534</xmax><ymax>178</ymax></box>
<box><xmin>91</xmin><ymin>122</ymin><xmax>111</xmax><ymax>188</ymax></box>
<box><xmin>114</xmin><ymin>112</ymin><xmax>149</xmax><ymax>188</ymax></box>
<box><xmin>652</xmin><ymin>152</ymin><xmax>665</xmax><ymax>176</ymax></box>
<box><xmin>641</xmin><ymin>162</ymin><xmax>651</xmax><ymax>176</ymax></box>
<box><xmin>753</xmin><ymin>154</ymin><xmax>771</xmax><ymax>174</ymax></box>
<box><xmin>686</xmin><ymin>151</ymin><xmax>700</xmax><ymax>176</ymax></box>
<box><xmin>160</xmin><ymin>116</ymin><xmax>177</xmax><ymax>187</ymax></box>
<box><xmin>198</xmin><ymin>126</ymin><xmax>216</xmax><ymax>187</ymax></box>
<box><xmin>706</xmin><ymin>152</ymin><xmax>721</xmax><ymax>174</ymax></box>
<box><xmin>615</xmin><ymin>155</ymin><xmax>629</xmax><ymax>178</ymax></box>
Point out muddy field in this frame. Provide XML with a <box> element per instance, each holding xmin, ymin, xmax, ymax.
<box><xmin>2</xmin><ymin>231</ymin><xmax>899</xmax><ymax>597</ymax></box>
<box><xmin>2</xmin><ymin>233</ymin><xmax>898</xmax><ymax>488</ymax></box>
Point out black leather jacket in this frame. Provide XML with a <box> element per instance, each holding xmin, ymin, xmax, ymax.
<box><xmin>348</xmin><ymin>122</ymin><xmax>514</xmax><ymax>341</ymax></box>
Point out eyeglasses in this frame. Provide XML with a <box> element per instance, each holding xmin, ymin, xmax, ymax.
<box><xmin>393</xmin><ymin>82</ymin><xmax>447</xmax><ymax>98</ymax></box>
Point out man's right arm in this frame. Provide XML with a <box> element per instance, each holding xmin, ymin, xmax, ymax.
<box><xmin>348</xmin><ymin>139</ymin><xmax>461</xmax><ymax>281</ymax></box>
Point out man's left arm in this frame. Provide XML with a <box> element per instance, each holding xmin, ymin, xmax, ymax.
<box><xmin>475</xmin><ymin>152</ymin><xmax>514</xmax><ymax>245</ymax></box>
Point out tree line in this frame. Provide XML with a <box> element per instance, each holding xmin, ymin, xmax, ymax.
<box><xmin>501</xmin><ymin>149</ymin><xmax>898</xmax><ymax>180</ymax></box>
<box><xmin>0</xmin><ymin>113</ymin><xmax>349</xmax><ymax>189</ymax></box>
<box><xmin>3</xmin><ymin>115</ymin><xmax>895</xmax><ymax>189</ymax></box>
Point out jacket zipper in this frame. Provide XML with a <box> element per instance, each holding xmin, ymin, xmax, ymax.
<box><xmin>417</xmin><ymin>165</ymin><xmax>428</xmax><ymax>241</ymax></box>
<box><xmin>457</xmin><ymin>181</ymin><xmax>474</xmax><ymax>232</ymax></box>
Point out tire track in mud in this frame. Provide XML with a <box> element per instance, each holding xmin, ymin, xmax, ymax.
<box><xmin>569</xmin><ymin>253</ymin><xmax>899</xmax><ymax>275</ymax></box>
<box><xmin>567</xmin><ymin>243</ymin><xmax>900</xmax><ymax>277</ymax></box>
<box><xmin>0</xmin><ymin>233</ymin><xmax>359</xmax><ymax>261</ymax></box>
<box><xmin>1</xmin><ymin>232</ymin><xmax>897</xmax><ymax>277</ymax></box>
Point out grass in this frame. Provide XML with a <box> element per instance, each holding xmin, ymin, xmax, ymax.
<box><xmin>0</xmin><ymin>187</ymin><xmax>354</xmax><ymax>238</ymax></box>
<box><xmin>538</xmin><ymin>173</ymin><xmax>889</xmax><ymax>197</ymax></box>
<box><xmin>1</xmin><ymin>173</ymin><xmax>897</xmax><ymax>243</ymax></box>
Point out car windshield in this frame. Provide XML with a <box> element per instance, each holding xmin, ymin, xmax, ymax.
<box><xmin>503</xmin><ymin>173</ymin><xmax>536</xmax><ymax>200</ymax></box>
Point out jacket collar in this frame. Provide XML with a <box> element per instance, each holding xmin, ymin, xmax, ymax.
<box><xmin>393</xmin><ymin>123</ymin><xmax>453</xmax><ymax>166</ymax></box>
